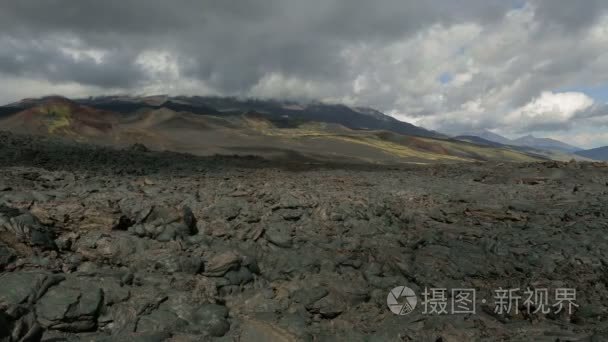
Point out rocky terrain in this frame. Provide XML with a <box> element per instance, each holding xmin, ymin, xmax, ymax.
<box><xmin>1</xmin><ymin>131</ymin><xmax>608</xmax><ymax>341</ymax></box>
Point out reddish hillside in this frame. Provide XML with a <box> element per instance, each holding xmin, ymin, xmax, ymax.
<box><xmin>0</xmin><ymin>96</ymin><xmax>119</xmax><ymax>137</ymax></box>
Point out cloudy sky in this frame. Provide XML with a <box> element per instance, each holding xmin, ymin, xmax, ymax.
<box><xmin>1</xmin><ymin>0</ymin><xmax>608</xmax><ymax>148</ymax></box>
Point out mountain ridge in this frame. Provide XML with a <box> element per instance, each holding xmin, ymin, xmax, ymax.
<box><xmin>510</xmin><ymin>134</ymin><xmax>581</xmax><ymax>153</ymax></box>
<box><xmin>0</xmin><ymin>95</ymin><xmax>542</xmax><ymax>164</ymax></box>
<box><xmin>456</xmin><ymin>129</ymin><xmax>513</xmax><ymax>145</ymax></box>
<box><xmin>451</xmin><ymin>129</ymin><xmax>582</xmax><ymax>154</ymax></box>
<box><xmin>575</xmin><ymin>146</ymin><xmax>608</xmax><ymax>161</ymax></box>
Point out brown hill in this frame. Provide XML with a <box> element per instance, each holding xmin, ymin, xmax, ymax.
<box><xmin>0</xmin><ymin>96</ymin><xmax>542</xmax><ymax>164</ymax></box>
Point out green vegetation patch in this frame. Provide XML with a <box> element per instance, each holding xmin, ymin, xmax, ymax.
<box><xmin>40</xmin><ymin>104</ymin><xmax>72</xmax><ymax>134</ymax></box>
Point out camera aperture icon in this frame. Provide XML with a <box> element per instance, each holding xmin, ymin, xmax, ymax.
<box><xmin>387</xmin><ymin>286</ymin><xmax>417</xmax><ymax>315</ymax></box>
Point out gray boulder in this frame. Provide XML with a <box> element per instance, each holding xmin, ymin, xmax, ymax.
<box><xmin>0</xmin><ymin>205</ymin><xmax>56</xmax><ymax>250</ymax></box>
<box><xmin>265</xmin><ymin>222</ymin><xmax>293</xmax><ymax>248</ymax></box>
<box><xmin>0</xmin><ymin>243</ymin><xmax>16</xmax><ymax>269</ymax></box>
<box><xmin>204</xmin><ymin>251</ymin><xmax>241</xmax><ymax>277</ymax></box>
<box><xmin>35</xmin><ymin>278</ymin><xmax>103</xmax><ymax>332</ymax></box>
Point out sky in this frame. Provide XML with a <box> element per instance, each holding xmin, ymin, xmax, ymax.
<box><xmin>1</xmin><ymin>1</ymin><xmax>608</xmax><ymax>148</ymax></box>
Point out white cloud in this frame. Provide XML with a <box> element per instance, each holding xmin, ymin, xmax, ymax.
<box><xmin>248</xmin><ymin>72</ymin><xmax>343</xmax><ymax>102</ymax></box>
<box><xmin>550</xmin><ymin>130</ymin><xmax>608</xmax><ymax>149</ymax></box>
<box><xmin>60</xmin><ymin>47</ymin><xmax>106</xmax><ymax>64</ymax></box>
<box><xmin>136</xmin><ymin>50</ymin><xmax>180</xmax><ymax>77</ymax></box>
<box><xmin>503</xmin><ymin>91</ymin><xmax>594</xmax><ymax>131</ymax></box>
<box><xmin>0</xmin><ymin>77</ymin><xmax>111</xmax><ymax>104</ymax></box>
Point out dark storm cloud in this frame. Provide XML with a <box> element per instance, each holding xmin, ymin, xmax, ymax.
<box><xmin>0</xmin><ymin>1</ymin><xmax>275</xmax><ymax>35</ymax></box>
<box><xmin>531</xmin><ymin>0</ymin><xmax>608</xmax><ymax>32</ymax></box>
<box><xmin>0</xmin><ymin>38</ymin><xmax>147</xmax><ymax>88</ymax></box>
<box><xmin>0</xmin><ymin>0</ymin><xmax>517</xmax><ymax>92</ymax></box>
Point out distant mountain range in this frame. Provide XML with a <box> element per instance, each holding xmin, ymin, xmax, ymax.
<box><xmin>454</xmin><ymin>129</ymin><xmax>581</xmax><ymax>153</ymax></box>
<box><xmin>449</xmin><ymin>129</ymin><xmax>608</xmax><ymax>161</ymax></box>
<box><xmin>575</xmin><ymin>146</ymin><xmax>608</xmax><ymax>161</ymax></box>
<box><xmin>510</xmin><ymin>135</ymin><xmax>581</xmax><ymax>153</ymax></box>
<box><xmin>0</xmin><ymin>95</ymin><xmax>542</xmax><ymax>164</ymax></box>
<box><xmin>457</xmin><ymin>129</ymin><xmax>513</xmax><ymax>145</ymax></box>
<box><xmin>452</xmin><ymin>135</ymin><xmax>508</xmax><ymax>148</ymax></box>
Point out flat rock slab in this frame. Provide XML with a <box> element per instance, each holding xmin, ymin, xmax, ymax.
<box><xmin>0</xmin><ymin>272</ymin><xmax>51</xmax><ymax>305</ymax></box>
<box><xmin>36</xmin><ymin>278</ymin><xmax>103</xmax><ymax>332</ymax></box>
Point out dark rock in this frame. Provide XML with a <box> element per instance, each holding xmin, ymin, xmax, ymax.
<box><xmin>35</xmin><ymin>278</ymin><xmax>103</xmax><ymax>332</ymax></box>
<box><xmin>118</xmin><ymin>200</ymin><xmax>154</xmax><ymax>225</ymax></box>
<box><xmin>205</xmin><ymin>199</ymin><xmax>242</xmax><ymax>221</ymax></box>
<box><xmin>112</xmin><ymin>215</ymin><xmax>135</xmax><ymax>231</ymax></box>
<box><xmin>305</xmin><ymin>292</ymin><xmax>345</xmax><ymax>319</ymax></box>
<box><xmin>103</xmin><ymin>290</ymin><xmax>166</xmax><ymax>335</ymax></box>
<box><xmin>0</xmin><ymin>272</ymin><xmax>56</xmax><ymax>306</ymax></box>
<box><xmin>204</xmin><ymin>251</ymin><xmax>241</xmax><ymax>277</ymax></box>
<box><xmin>129</xmin><ymin>143</ymin><xmax>150</xmax><ymax>153</ymax></box>
<box><xmin>292</xmin><ymin>287</ymin><xmax>329</xmax><ymax>306</ymax></box>
<box><xmin>94</xmin><ymin>332</ymin><xmax>172</xmax><ymax>342</ymax></box>
<box><xmin>241</xmin><ymin>253</ymin><xmax>260</xmax><ymax>274</ymax></box>
<box><xmin>0</xmin><ymin>311</ymin><xmax>10</xmax><ymax>339</ymax></box>
<box><xmin>120</xmin><ymin>273</ymin><xmax>134</xmax><ymax>286</ymax></box>
<box><xmin>265</xmin><ymin>222</ymin><xmax>293</xmax><ymax>248</ymax></box>
<box><xmin>127</xmin><ymin>205</ymin><xmax>197</xmax><ymax>241</ymax></box>
<box><xmin>278</xmin><ymin>209</ymin><xmax>303</xmax><ymax>221</ymax></box>
<box><xmin>182</xmin><ymin>206</ymin><xmax>197</xmax><ymax>234</ymax></box>
<box><xmin>224</xmin><ymin>266</ymin><xmax>253</xmax><ymax>286</ymax></box>
<box><xmin>152</xmin><ymin>252</ymin><xmax>202</xmax><ymax>275</ymax></box>
<box><xmin>0</xmin><ymin>243</ymin><xmax>16</xmax><ymax>269</ymax></box>
<box><xmin>190</xmin><ymin>304</ymin><xmax>230</xmax><ymax>337</ymax></box>
<box><xmin>136</xmin><ymin>309</ymin><xmax>188</xmax><ymax>333</ymax></box>
<box><xmin>77</xmin><ymin>232</ymin><xmax>151</xmax><ymax>265</ymax></box>
<box><xmin>0</xmin><ymin>206</ymin><xmax>56</xmax><ymax>250</ymax></box>
<box><xmin>239</xmin><ymin>318</ymin><xmax>299</xmax><ymax>341</ymax></box>
<box><xmin>0</xmin><ymin>311</ymin><xmax>43</xmax><ymax>342</ymax></box>
<box><xmin>276</xmin><ymin>193</ymin><xmax>309</xmax><ymax>209</ymax></box>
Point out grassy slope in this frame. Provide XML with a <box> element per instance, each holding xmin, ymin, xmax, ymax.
<box><xmin>243</xmin><ymin>118</ymin><xmax>540</xmax><ymax>163</ymax></box>
<box><xmin>43</xmin><ymin>104</ymin><xmax>72</xmax><ymax>134</ymax></box>
<box><xmin>0</xmin><ymin>104</ymin><xmax>542</xmax><ymax>164</ymax></box>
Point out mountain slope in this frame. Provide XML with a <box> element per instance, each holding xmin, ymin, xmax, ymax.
<box><xmin>452</xmin><ymin>135</ymin><xmax>506</xmax><ymax>148</ymax></box>
<box><xmin>77</xmin><ymin>96</ymin><xmax>221</xmax><ymax>115</ymax></box>
<box><xmin>166</xmin><ymin>96</ymin><xmax>443</xmax><ymax>138</ymax></box>
<box><xmin>457</xmin><ymin>129</ymin><xmax>512</xmax><ymax>145</ymax></box>
<box><xmin>575</xmin><ymin>146</ymin><xmax>608</xmax><ymax>161</ymax></box>
<box><xmin>0</xmin><ymin>95</ymin><xmax>542</xmax><ymax>164</ymax></box>
<box><xmin>0</xmin><ymin>96</ymin><xmax>120</xmax><ymax>139</ymax></box>
<box><xmin>451</xmin><ymin>129</ymin><xmax>586</xmax><ymax>161</ymax></box>
<box><xmin>511</xmin><ymin>135</ymin><xmax>581</xmax><ymax>153</ymax></box>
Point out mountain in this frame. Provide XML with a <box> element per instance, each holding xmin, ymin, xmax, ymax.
<box><xmin>452</xmin><ymin>129</ymin><xmax>581</xmax><ymax>154</ymax></box>
<box><xmin>575</xmin><ymin>146</ymin><xmax>608</xmax><ymax>161</ymax></box>
<box><xmin>161</xmin><ymin>96</ymin><xmax>443</xmax><ymax>138</ymax></box>
<box><xmin>456</xmin><ymin>129</ymin><xmax>512</xmax><ymax>145</ymax></box>
<box><xmin>451</xmin><ymin>130</ymin><xmax>589</xmax><ymax>161</ymax></box>
<box><xmin>75</xmin><ymin>96</ymin><xmax>445</xmax><ymax>139</ymax></box>
<box><xmin>510</xmin><ymin>135</ymin><xmax>581</xmax><ymax>153</ymax></box>
<box><xmin>452</xmin><ymin>135</ymin><xmax>507</xmax><ymax>148</ymax></box>
<box><xmin>0</xmin><ymin>96</ymin><xmax>121</xmax><ymax>138</ymax></box>
<box><xmin>79</xmin><ymin>95</ymin><xmax>221</xmax><ymax>115</ymax></box>
<box><xmin>0</xmin><ymin>95</ymin><xmax>543</xmax><ymax>164</ymax></box>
